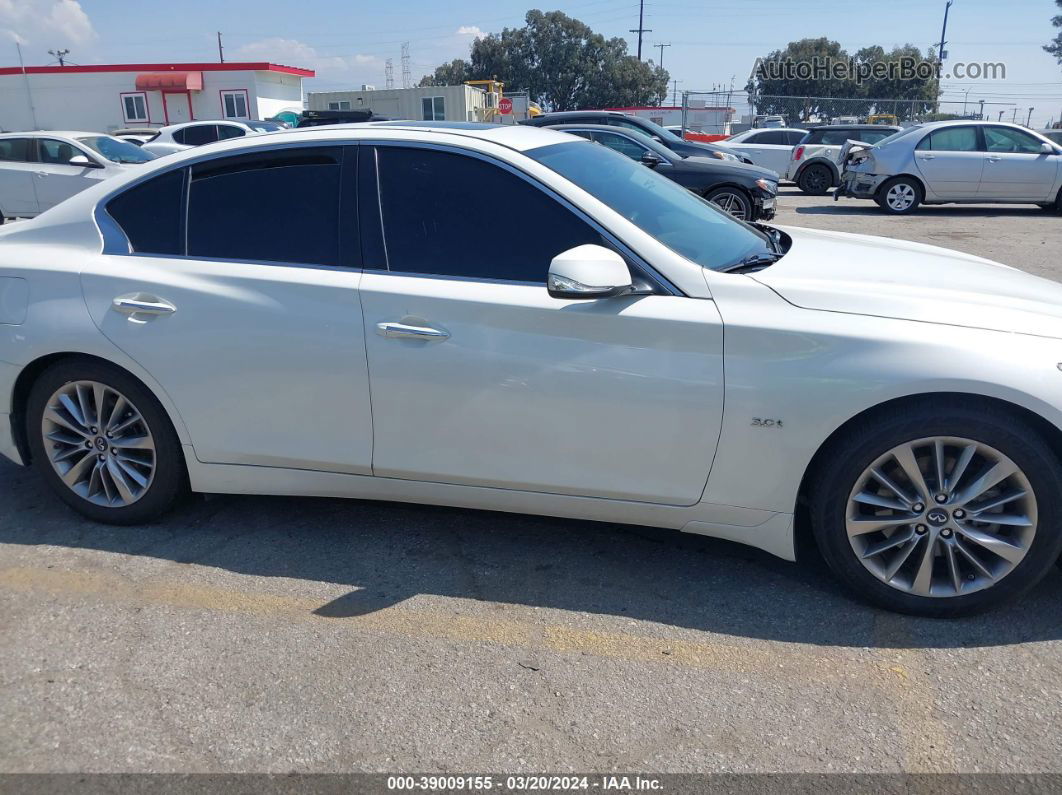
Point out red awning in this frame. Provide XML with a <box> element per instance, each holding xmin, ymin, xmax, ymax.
<box><xmin>135</xmin><ymin>71</ymin><xmax>203</xmax><ymax>91</ymax></box>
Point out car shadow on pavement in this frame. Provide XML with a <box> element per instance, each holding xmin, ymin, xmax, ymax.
<box><xmin>2</xmin><ymin>460</ymin><xmax>1060</xmax><ymax>650</ymax></box>
<box><xmin>793</xmin><ymin>202</ymin><xmax>1049</xmax><ymax>218</ymax></box>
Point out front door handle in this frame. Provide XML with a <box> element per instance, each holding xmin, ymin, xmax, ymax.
<box><xmin>376</xmin><ymin>321</ymin><xmax>449</xmax><ymax>341</ymax></box>
<box><xmin>112</xmin><ymin>294</ymin><xmax>177</xmax><ymax>316</ymax></box>
<box><xmin>919</xmin><ymin>155</ymin><xmax>935</xmax><ymax>160</ymax></box>
<box><xmin>987</xmin><ymin>156</ymin><xmax>1002</xmax><ymax>162</ymax></box>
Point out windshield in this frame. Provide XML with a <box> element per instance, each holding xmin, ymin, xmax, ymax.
<box><xmin>77</xmin><ymin>135</ymin><xmax>154</xmax><ymax>164</ymax></box>
<box><xmin>247</xmin><ymin>121</ymin><xmax>284</xmax><ymax>133</ymax></box>
<box><xmin>527</xmin><ymin>141</ymin><xmax>771</xmax><ymax>271</ymax></box>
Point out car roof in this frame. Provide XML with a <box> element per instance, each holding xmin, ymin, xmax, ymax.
<box><xmin>539</xmin><ymin>110</ymin><xmax>626</xmax><ymax>118</ymax></box>
<box><xmin>806</xmin><ymin>124</ymin><xmax>902</xmax><ymax>131</ymax></box>
<box><xmin>283</xmin><ymin>121</ymin><xmax>574</xmax><ymax>151</ymax></box>
<box><xmin>738</xmin><ymin>127</ymin><xmax>807</xmax><ymax>134</ymax></box>
<box><xmin>0</xmin><ymin>130</ymin><xmax>112</xmax><ymax>139</ymax></box>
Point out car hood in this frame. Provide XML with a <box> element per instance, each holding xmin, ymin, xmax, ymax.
<box><xmin>750</xmin><ymin>225</ymin><xmax>1062</xmax><ymax>339</ymax></box>
<box><xmin>683</xmin><ymin>156</ymin><xmax>777</xmax><ymax>181</ymax></box>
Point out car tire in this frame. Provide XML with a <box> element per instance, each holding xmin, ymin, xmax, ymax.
<box><xmin>705</xmin><ymin>187</ymin><xmax>754</xmax><ymax>221</ymax></box>
<box><xmin>797</xmin><ymin>164</ymin><xmax>833</xmax><ymax>195</ymax></box>
<box><xmin>26</xmin><ymin>359</ymin><xmax>187</xmax><ymax>525</ymax></box>
<box><xmin>877</xmin><ymin>177</ymin><xmax>922</xmax><ymax>215</ymax></box>
<box><xmin>810</xmin><ymin>403</ymin><xmax>1062</xmax><ymax>617</ymax></box>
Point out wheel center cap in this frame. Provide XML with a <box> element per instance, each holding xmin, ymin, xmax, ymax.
<box><xmin>926</xmin><ymin>508</ymin><xmax>949</xmax><ymax>527</ymax></box>
<box><xmin>94</xmin><ymin>437</ymin><xmax>108</xmax><ymax>452</ymax></box>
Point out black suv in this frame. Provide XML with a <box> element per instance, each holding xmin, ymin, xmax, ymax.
<box><xmin>523</xmin><ymin>110</ymin><xmax>754</xmax><ymax>165</ymax></box>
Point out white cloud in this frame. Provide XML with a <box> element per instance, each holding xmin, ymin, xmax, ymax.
<box><xmin>456</xmin><ymin>25</ymin><xmax>484</xmax><ymax>38</ymax></box>
<box><xmin>233</xmin><ymin>37</ymin><xmax>385</xmax><ymax>87</ymax></box>
<box><xmin>0</xmin><ymin>0</ymin><xmax>95</xmax><ymax>51</ymax></box>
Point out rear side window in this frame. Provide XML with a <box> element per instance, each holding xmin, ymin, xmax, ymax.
<box><xmin>861</xmin><ymin>130</ymin><xmax>897</xmax><ymax>144</ymax></box>
<box><xmin>374</xmin><ymin>146</ymin><xmax>600</xmax><ymax>282</ymax></box>
<box><xmin>187</xmin><ymin>147</ymin><xmax>344</xmax><ymax>266</ymax></box>
<box><xmin>107</xmin><ymin>169</ymin><xmax>186</xmax><ymax>255</ymax></box>
<box><xmin>784</xmin><ymin>131</ymin><xmax>805</xmax><ymax>145</ymax></box>
<box><xmin>0</xmin><ymin>138</ymin><xmax>34</xmax><ymax>162</ymax></box>
<box><xmin>174</xmin><ymin>125</ymin><xmax>218</xmax><ymax>146</ymax></box>
<box><xmin>807</xmin><ymin>129</ymin><xmax>865</xmax><ymax>145</ymax></box>
<box><xmin>748</xmin><ymin>131</ymin><xmax>786</xmax><ymax>144</ymax></box>
<box><xmin>917</xmin><ymin>127</ymin><xmax>979</xmax><ymax>152</ymax></box>
<box><xmin>217</xmin><ymin>125</ymin><xmax>246</xmax><ymax>140</ymax></box>
<box><xmin>592</xmin><ymin>131</ymin><xmax>649</xmax><ymax>160</ymax></box>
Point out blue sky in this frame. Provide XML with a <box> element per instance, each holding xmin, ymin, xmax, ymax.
<box><xmin>3</xmin><ymin>0</ymin><xmax>1062</xmax><ymax>126</ymax></box>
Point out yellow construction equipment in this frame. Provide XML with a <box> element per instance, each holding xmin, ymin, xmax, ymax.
<box><xmin>868</xmin><ymin>114</ymin><xmax>899</xmax><ymax>125</ymax></box>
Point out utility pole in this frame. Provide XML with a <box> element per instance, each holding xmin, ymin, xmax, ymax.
<box><xmin>962</xmin><ymin>88</ymin><xmax>969</xmax><ymax>116</ymax></box>
<box><xmin>48</xmin><ymin>48</ymin><xmax>69</xmax><ymax>66</ymax></box>
<box><xmin>629</xmin><ymin>0</ymin><xmax>652</xmax><ymax>60</ymax></box>
<box><xmin>1012</xmin><ymin>108</ymin><xmax>1018</xmax><ymax>123</ymax></box>
<box><xmin>671</xmin><ymin>79</ymin><xmax>681</xmax><ymax>106</ymax></box>
<box><xmin>385</xmin><ymin>58</ymin><xmax>394</xmax><ymax>90</ymax></box>
<box><xmin>217</xmin><ymin>32</ymin><xmax>224</xmax><ymax>63</ymax></box>
<box><xmin>1026</xmin><ymin>107</ymin><xmax>1034</xmax><ymax>127</ymax></box>
<box><xmin>937</xmin><ymin>0</ymin><xmax>953</xmax><ymax>64</ymax></box>
<box><xmin>653</xmin><ymin>42</ymin><xmax>670</xmax><ymax>70</ymax></box>
<box><xmin>401</xmin><ymin>42</ymin><xmax>411</xmax><ymax>89</ymax></box>
<box><xmin>16</xmin><ymin>41</ymin><xmax>39</xmax><ymax>129</ymax></box>
<box><xmin>997</xmin><ymin>110</ymin><xmax>1004</xmax><ymax>121</ymax></box>
<box><xmin>978</xmin><ymin>98</ymin><xmax>984</xmax><ymax>120</ymax></box>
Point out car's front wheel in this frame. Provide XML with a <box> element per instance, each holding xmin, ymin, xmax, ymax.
<box><xmin>26</xmin><ymin>359</ymin><xmax>186</xmax><ymax>525</ymax></box>
<box><xmin>704</xmin><ymin>187</ymin><xmax>753</xmax><ymax>221</ymax></box>
<box><xmin>811</xmin><ymin>404</ymin><xmax>1062</xmax><ymax>616</ymax></box>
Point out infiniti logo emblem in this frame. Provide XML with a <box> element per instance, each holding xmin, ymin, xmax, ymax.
<box><xmin>926</xmin><ymin>509</ymin><xmax>949</xmax><ymax>526</ymax></box>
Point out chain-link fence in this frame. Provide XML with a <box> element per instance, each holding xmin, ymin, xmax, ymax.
<box><xmin>678</xmin><ymin>90</ymin><xmax>1030</xmax><ymax>137</ymax></box>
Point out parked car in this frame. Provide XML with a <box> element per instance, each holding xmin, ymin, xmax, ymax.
<box><xmin>1039</xmin><ymin>129</ymin><xmax>1062</xmax><ymax>146</ymax></box>
<box><xmin>546</xmin><ymin>124</ymin><xmax>777</xmax><ymax>222</ymax></box>
<box><xmin>295</xmin><ymin>109</ymin><xmax>390</xmax><ymax>127</ymax></box>
<box><xmin>836</xmin><ymin>121</ymin><xmax>1062</xmax><ymax>214</ymax></box>
<box><xmin>523</xmin><ymin>110</ymin><xmax>755</xmax><ymax>164</ymax></box>
<box><xmin>721</xmin><ymin>128</ymin><xmax>807</xmax><ymax>177</ymax></box>
<box><xmin>753</xmin><ymin>115</ymin><xmax>787</xmax><ymax>128</ymax></box>
<box><xmin>111</xmin><ymin>127</ymin><xmax>160</xmax><ymax>146</ymax></box>
<box><xmin>0</xmin><ymin>131</ymin><xmax>153</xmax><ymax>222</ymax></box>
<box><xmin>141</xmin><ymin>120</ymin><xmax>285</xmax><ymax>157</ymax></box>
<box><xmin>786</xmin><ymin>124</ymin><xmax>903</xmax><ymax>194</ymax></box>
<box><xmin>3</xmin><ymin>121</ymin><xmax>1062</xmax><ymax>617</ymax></box>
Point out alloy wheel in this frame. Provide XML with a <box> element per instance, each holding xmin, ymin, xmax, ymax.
<box><xmin>846</xmin><ymin>436</ymin><xmax>1037</xmax><ymax>598</ymax></box>
<box><xmin>40</xmin><ymin>380</ymin><xmax>156</xmax><ymax>507</ymax></box>
<box><xmin>709</xmin><ymin>191</ymin><xmax>750</xmax><ymax>221</ymax></box>
<box><xmin>885</xmin><ymin>183</ymin><xmax>917</xmax><ymax>212</ymax></box>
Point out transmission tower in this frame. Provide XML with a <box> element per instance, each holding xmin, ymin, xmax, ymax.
<box><xmin>401</xmin><ymin>42</ymin><xmax>411</xmax><ymax>89</ymax></box>
<box><xmin>385</xmin><ymin>58</ymin><xmax>394</xmax><ymax>90</ymax></box>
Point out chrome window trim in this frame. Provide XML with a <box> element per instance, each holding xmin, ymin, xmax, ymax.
<box><xmin>366</xmin><ymin>139</ymin><xmax>681</xmax><ymax>297</ymax></box>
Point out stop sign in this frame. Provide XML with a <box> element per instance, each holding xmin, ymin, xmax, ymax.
<box><xmin>498</xmin><ymin>97</ymin><xmax>513</xmax><ymax>115</ymax></box>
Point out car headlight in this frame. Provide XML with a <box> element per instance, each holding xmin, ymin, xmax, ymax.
<box><xmin>755</xmin><ymin>178</ymin><xmax>777</xmax><ymax>194</ymax></box>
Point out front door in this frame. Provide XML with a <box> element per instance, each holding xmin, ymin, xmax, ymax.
<box><xmin>913</xmin><ymin>126</ymin><xmax>985</xmax><ymax>199</ymax></box>
<box><xmin>80</xmin><ymin>146</ymin><xmax>373</xmax><ymax>474</ymax></box>
<box><xmin>979</xmin><ymin>126</ymin><xmax>1060</xmax><ymax>201</ymax></box>
<box><xmin>33</xmin><ymin>138</ymin><xmax>111</xmax><ymax>211</ymax></box>
<box><xmin>164</xmin><ymin>92</ymin><xmax>193</xmax><ymax>124</ymax></box>
<box><xmin>359</xmin><ymin>144</ymin><xmax>724</xmax><ymax>505</ymax></box>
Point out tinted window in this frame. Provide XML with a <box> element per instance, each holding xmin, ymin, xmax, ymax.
<box><xmin>592</xmin><ymin>131</ymin><xmax>649</xmax><ymax>160</ymax></box>
<box><xmin>749</xmin><ymin>131</ymin><xmax>786</xmax><ymax>145</ymax></box>
<box><xmin>0</xmin><ymin>138</ymin><xmax>34</xmax><ymax>162</ymax></box>
<box><xmin>78</xmin><ymin>135</ymin><xmax>153</xmax><ymax>164</ymax></box>
<box><xmin>216</xmin><ymin>125</ymin><xmax>246</xmax><ymax>140</ymax></box>
<box><xmin>187</xmin><ymin>148</ymin><xmax>344</xmax><ymax>266</ymax></box>
<box><xmin>809</xmin><ymin>129</ymin><xmax>866</xmax><ymax>145</ymax></box>
<box><xmin>918</xmin><ymin>127</ymin><xmax>979</xmax><ymax>152</ymax></box>
<box><xmin>37</xmin><ymin>139</ymin><xmax>84</xmax><ymax>165</ymax></box>
<box><xmin>375</xmin><ymin>146</ymin><xmax>599</xmax><ymax>282</ymax></box>
<box><xmin>784</xmin><ymin>131</ymin><xmax>806</xmax><ymax>145</ymax></box>
<box><xmin>984</xmin><ymin>127</ymin><xmax>1044</xmax><ymax>154</ymax></box>
<box><xmin>107</xmin><ymin>169</ymin><xmax>185</xmax><ymax>255</ymax></box>
<box><xmin>528</xmin><ymin>141</ymin><xmax>771</xmax><ymax>272</ymax></box>
<box><xmin>174</xmin><ymin>125</ymin><xmax>218</xmax><ymax>146</ymax></box>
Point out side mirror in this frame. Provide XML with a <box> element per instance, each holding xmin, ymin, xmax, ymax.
<box><xmin>640</xmin><ymin>151</ymin><xmax>663</xmax><ymax>168</ymax></box>
<box><xmin>1042</xmin><ymin>141</ymin><xmax>1056</xmax><ymax>154</ymax></box>
<box><xmin>68</xmin><ymin>154</ymin><xmax>100</xmax><ymax>168</ymax></box>
<box><xmin>547</xmin><ymin>245</ymin><xmax>633</xmax><ymax>300</ymax></box>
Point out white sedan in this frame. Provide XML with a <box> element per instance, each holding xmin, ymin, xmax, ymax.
<box><xmin>141</xmin><ymin>119</ymin><xmax>285</xmax><ymax>157</ymax></box>
<box><xmin>0</xmin><ymin>131</ymin><xmax>153</xmax><ymax>221</ymax></box>
<box><xmin>1</xmin><ymin>122</ymin><xmax>1060</xmax><ymax>616</ymax></box>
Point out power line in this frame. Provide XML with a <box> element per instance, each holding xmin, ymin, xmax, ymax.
<box><xmin>400</xmin><ymin>41</ymin><xmax>411</xmax><ymax>89</ymax></box>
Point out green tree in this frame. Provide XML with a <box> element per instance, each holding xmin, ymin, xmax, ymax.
<box><xmin>419</xmin><ymin>10</ymin><xmax>668</xmax><ymax>110</ymax></box>
<box><xmin>1046</xmin><ymin>0</ymin><xmax>1062</xmax><ymax>65</ymax></box>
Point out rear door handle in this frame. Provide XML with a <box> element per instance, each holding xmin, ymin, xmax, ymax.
<box><xmin>112</xmin><ymin>294</ymin><xmax>177</xmax><ymax>316</ymax></box>
<box><xmin>376</xmin><ymin>321</ymin><xmax>449</xmax><ymax>341</ymax></box>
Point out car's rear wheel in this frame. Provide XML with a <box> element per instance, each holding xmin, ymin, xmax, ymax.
<box><xmin>705</xmin><ymin>187</ymin><xmax>753</xmax><ymax>221</ymax></box>
<box><xmin>26</xmin><ymin>359</ymin><xmax>186</xmax><ymax>525</ymax></box>
<box><xmin>797</xmin><ymin>164</ymin><xmax>833</xmax><ymax>195</ymax></box>
<box><xmin>811</xmin><ymin>404</ymin><xmax>1062</xmax><ymax>616</ymax></box>
<box><xmin>877</xmin><ymin>177</ymin><xmax>922</xmax><ymax>214</ymax></box>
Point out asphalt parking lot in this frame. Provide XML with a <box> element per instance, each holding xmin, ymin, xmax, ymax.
<box><xmin>2</xmin><ymin>191</ymin><xmax>1062</xmax><ymax>775</ymax></box>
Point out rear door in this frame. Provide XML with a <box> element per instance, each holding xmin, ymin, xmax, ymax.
<box><xmin>0</xmin><ymin>138</ymin><xmax>39</xmax><ymax>216</ymax></box>
<box><xmin>913</xmin><ymin>126</ymin><xmax>985</xmax><ymax>199</ymax></box>
<box><xmin>979</xmin><ymin>126</ymin><xmax>1060</xmax><ymax>200</ymax></box>
<box><xmin>80</xmin><ymin>145</ymin><xmax>374</xmax><ymax>474</ymax></box>
<box><xmin>727</xmin><ymin>130</ymin><xmax>792</xmax><ymax>175</ymax></box>
<box><xmin>33</xmin><ymin>138</ymin><xmax>111</xmax><ymax>211</ymax></box>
